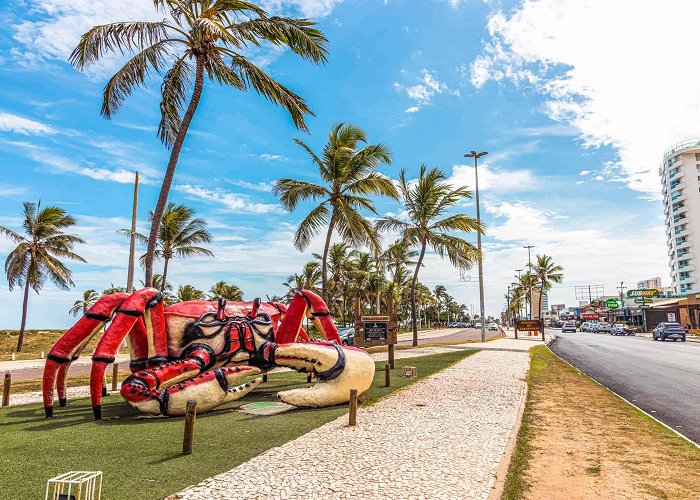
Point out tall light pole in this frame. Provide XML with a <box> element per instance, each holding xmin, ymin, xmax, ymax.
<box><xmin>465</xmin><ymin>149</ymin><xmax>488</xmax><ymax>342</ymax></box>
<box><xmin>523</xmin><ymin>245</ymin><xmax>534</xmax><ymax>319</ymax></box>
<box><xmin>126</xmin><ymin>172</ymin><xmax>140</xmax><ymax>293</ymax></box>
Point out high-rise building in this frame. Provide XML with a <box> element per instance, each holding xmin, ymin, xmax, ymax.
<box><xmin>661</xmin><ymin>139</ymin><xmax>700</xmax><ymax>294</ymax></box>
<box><xmin>531</xmin><ymin>289</ymin><xmax>548</xmax><ymax>318</ymax></box>
<box><xmin>637</xmin><ymin>277</ymin><xmax>663</xmax><ymax>289</ymax></box>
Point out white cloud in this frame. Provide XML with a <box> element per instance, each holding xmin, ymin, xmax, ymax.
<box><xmin>226</xmin><ymin>180</ymin><xmax>275</xmax><ymax>193</ymax></box>
<box><xmin>8</xmin><ymin>141</ymin><xmax>146</xmax><ymax>184</ymax></box>
<box><xmin>579</xmin><ymin>170</ymin><xmax>591</xmax><ymax>176</ymax></box>
<box><xmin>448</xmin><ymin>163</ymin><xmax>537</xmax><ymax>193</ymax></box>
<box><xmin>471</xmin><ymin>0</ymin><xmax>700</xmax><ymax>198</ymax></box>
<box><xmin>0</xmin><ymin>112</ymin><xmax>57</xmax><ymax>135</ymax></box>
<box><xmin>405</xmin><ymin>106</ymin><xmax>421</xmax><ymax>114</ymax></box>
<box><xmin>260</xmin><ymin>0</ymin><xmax>345</xmax><ymax>17</ymax></box>
<box><xmin>395</xmin><ymin>69</ymin><xmax>460</xmax><ymax>107</ymax></box>
<box><xmin>175</xmin><ymin>184</ymin><xmax>282</xmax><ymax>214</ymax></box>
<box><xmin>13</xmin><ymin>1</ymin><xmax>164</xmax><ymax>67</ymax></box>
<box><xmin>256</xmin><ymin>153</ymin><xmax>290</xmax><ymax>162</ymax></box>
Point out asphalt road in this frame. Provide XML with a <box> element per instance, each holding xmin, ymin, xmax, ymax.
<box><xmin>397</xmin><ymin>327</ymin><xmax>502</xmax><ymax>346</ymax></box>
<box><xmin>550</xmin><ymin>329</ymin><xmax>700</xmax><ymax>444</ymax></box>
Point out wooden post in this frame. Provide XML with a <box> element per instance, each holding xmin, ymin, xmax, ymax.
<box><xmin>101</xmin><ymin>374</ymin><xmax>108</xmax><ymax>397</ymax></box>
<box><xmin>307</xmin><ymin>372</ymin><xmax>312</xmax><ymax>383</ymax></box>
<box><xmin>182</xmin><ymin>400</ymin><xmax>197</xmax><ymax>455</ymax></box>
<box><xmin>388</xmin><ymin>344</ymin><xmax>395</xmax><ymax>369</ymax></box>
<box><xmin>348</xmin><ymin>389</ymin><xmax>358</xmax><ymax>426</ymax></box>
<box><xmin>262</xmin><ymin>373</ymin><xmax>268</xmax><ymax>383</ymax></box>
<box><xmin>384</xmin><ymin>364</ymin><xmax>391</xmax><ymax>387</ymax></box>
<box><xmin>111</xmin><ymin>363</ymin><xmax>119</xmax><ymax>392</ymax></box>
<box><xmin>388</xmin><ymin>296</ymin><xmax>397</xmax><ymax>369</ymax></box>
<box><xmin>514</xmin><ymin>320</ymin><xmax>519</xmax><ymax>340</ymax></box>
<box><xmin>126</xmin><ymin>172</ymin><xmax>139</xmax><ymax>293</ymax></box>
<box><xmin>2</xmin><ymin>372</ymin><xmax>10</xmax><ymax>407</ymax></box>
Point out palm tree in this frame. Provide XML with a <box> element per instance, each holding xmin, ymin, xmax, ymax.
<box><xmin>283</xmin><ymin>261</ymin><xmax>321</xmax><ymax>300</ymax></box>
<box><xmin>176</xmin><ymin>284</ymin><xmax>205</xmax><ymax>302</ymax></box>
<box><xmin>378</xmin><ymin>165</ymin><xmax>482</xmax><ymax>346</ymax></box>
<box><xmin>518</xmin><ymin>271</ymin><xmax>537</xmax><ymax>320</ymax></box>
<box><xmin>0</xmin><ymin>202</ymin><xmax>85</xmax><ymax>351</ymax></box>
<box><xmin>123</xmin><ymin>203</ymin><xmax>213</xmax><ymax>292</ymax></box>
<box><xmin>533</xmin><ymin>254</ymin><xmax>564</xmax><ymax>318</ymax></box>
<box><xmin>273</xmin><ymin>122</ymin><xmax>397</xmax><ymax>302</ymax></box>
<box><xmin>209</xmin><ymin>281</ymin><xmax>243</xmax><ymax>301</ymax></box>
<box><xmin>433</xmin><ymin>284</ymin><xmax>447</xmax><ymax>324</ymax></box>
<box><xmin>71</xmin><ymin>1</ymin><xmax>329</xmax><ymax>286</ymax></box>
<box><xmin>70</xmin><ymin>289</ymin><xmax>99</xmax><ymax>316</ymax></box>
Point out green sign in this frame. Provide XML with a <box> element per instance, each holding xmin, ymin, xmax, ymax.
<box><xmin>640</xmin><ymin>304</ymin><xmax>650</xmax><ymax>309</ymax></box>
<box><xmin>627</xmin><ymin>289</ymin><xmax>660</xmax><ymax>298</ymax></box>
<box><xmin>606</xmin><ymin>298</ymin><xmax>620</xmax><ymax>310</ymax></box>
<box><xmin>634</xmin><ymin>298</ymin><xmax>653</xmax><ymax>304</ymax></box>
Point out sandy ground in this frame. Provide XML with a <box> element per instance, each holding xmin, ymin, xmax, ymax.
<box><xmin>520</xmin><ymin>347</ymin><xmax>700</xmax><ymax>499</ymax></box>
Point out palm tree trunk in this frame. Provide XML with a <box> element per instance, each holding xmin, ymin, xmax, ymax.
<box><xmin>320</xmin><ymin>217</ymin><xmax>335</xmax><ymax>303</ymax></box>
<box><xmin>539</xmin><ymin>284</ymin><xmax>544</xmax><ymax>319</ymax></box>
<box><xmin>16</xmin><ymin>282</ymin><xmax>30</xmax><ymax>352</ymax></box>
<box><xmin>161</xmin><ymin>258</ymin><xmax>170</xmax><ymax>293</ymax></box>
<box><xmin>145</xmin><ymin>56</ymin><xmax>205</xmax><ymax>286</ymax></box>
<box><xmin>410</xmin><ymin>241</ymin><xmax>427</xmax><ymax>347</ymax></box>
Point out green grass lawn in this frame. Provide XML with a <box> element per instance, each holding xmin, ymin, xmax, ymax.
<box><xmin>0</xmin><ymin>349</ymin><xmax>477</xmax><ymax>500</ymax></box>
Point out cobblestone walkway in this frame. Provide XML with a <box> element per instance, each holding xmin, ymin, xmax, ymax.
<box><xmin>174</xmin><ymin>337</ymin><xmax>538</xmax><ymax>499</ymax></box>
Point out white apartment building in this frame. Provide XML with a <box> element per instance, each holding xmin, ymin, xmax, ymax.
<box><xmin>660</xmin><ymin>139</ymin><xmax>700</xmax><ymax>294</ymax></box>
<box><xmin>637</xmin><ymin>277</ymin><xmax>663</xmax><ymax>289</ymax></box>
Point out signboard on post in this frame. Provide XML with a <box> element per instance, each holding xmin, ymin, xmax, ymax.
<box><xmin>361</xmin><ymin>316</ymin><xmax>391</xmax><ymax>343</ymax></box>
<box><xmin>667</xmin><ymin>312</ymin><xmax>676</xmax><ymax>322</ymax></box>
<box><xmin>516</xmin><ymin>319</ymin><xmax>541</xmax><ymax>331</ymax></box>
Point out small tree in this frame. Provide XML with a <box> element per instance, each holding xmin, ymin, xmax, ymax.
<box><xmin>209</xmin><ymin>281</ymin><xmax>243</xmax><ymax>301</ymax></box>
<box><xmin>70</xmin><ymin>289</ymin><xmax>99</xmax><ymax>316</ymax></box>
<box><xmin>0</xmin><ymin>202</ymin><xmax>85</xmax><ymax>351</ymax></box>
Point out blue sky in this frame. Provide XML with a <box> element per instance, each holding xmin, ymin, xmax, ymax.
<box><xmin>1</xmin><ymin>0</ymin><xmax>697</xmax><ymax>328</ymax></box>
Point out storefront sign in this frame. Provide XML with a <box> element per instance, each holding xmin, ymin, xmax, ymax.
<box><xmin>606</xmin><ymin>298</ymin><xmax>620</xmax><ymax>310</ymax></box>
<box><xmin>634</xmin><ymin>298</ymin><xmax>653</xmax><ymax>304</ymax></box>
<box><xmin>627</xmin><ymin>289</ymin><xmax>660</xmax><ymax>298</ymax></box>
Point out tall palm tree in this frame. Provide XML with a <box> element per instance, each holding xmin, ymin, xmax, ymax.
<box><xmin>209</xmin><ymin>281</ymin><xmax>243</xmax><ymax>301</ymax></box>
<box><xmin>273</xmin><ymin>122</ymin><xmax>397</xmax><ymax>302</ymax></box>
<box><xmin>382</xmin><ymin>239</ymin><xmax>418</xmax><ymax>292</ymax></box>
<box><xmin>378</xmin><ymin>165</ymin><xmax>483</xmax><ymax>346</ymax></box>
<box><xmin>533</xmin><ymin>254</ymin><xmax>564</xmax><ymax>318</ymax></box>
<box><xmin>0</xmin><ymin>202</ymin><xmax>85</xmax><ymax>351</ymax></box>
<box><xmin>102</xmin><ymin>283</ymin><xmax>126</xmax><ymax>295</ymax></box>
<box><xmin>123</xmin><ymin>203</ymin><xmax>213</xmax><ymax>292</ymax></box>
<box><xmin>71</xmin><ymin>1</ymin><xmax>329</xmax><ymax>286</ymax></box>
<box><xmin>70</xmin><ymin>289</ymin><xmax>99</xmax><ymax>316</ymax></box>
<box><xmin>176</xmin><ymin>284</ymin><xmax>205</xmax><ymax>302</ymax></box>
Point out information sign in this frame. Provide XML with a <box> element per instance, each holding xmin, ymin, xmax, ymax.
<box><xmin>516</xmin><ymin>319</ymin><xmax>542</xmax><ymax>332</ymax></box>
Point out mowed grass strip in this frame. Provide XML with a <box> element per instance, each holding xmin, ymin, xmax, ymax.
<box><xmin>0</xmin><ymin>349</ymin><xmax>477</xmax><ymax>500</ymax></box>
<box><xmin>502</xmin><ymin>345</ymin><xmax>700</xmax><ymax>500</ymax></box>
<box><xmin>0</xmin><ymin>330</ymin><xmax>69</xmax><ymax>361</ymax></box>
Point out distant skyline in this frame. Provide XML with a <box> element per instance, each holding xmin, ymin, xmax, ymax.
<box><xmin>1</xmin><ymin>0</ymin><xmax>698</xmax><ymax>328</ymax></box>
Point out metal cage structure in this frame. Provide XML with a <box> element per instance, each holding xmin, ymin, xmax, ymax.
<box><xmin>45</xmin><ymin>471</ymin><xmax>103</xmax><ymax>500</ymax></box>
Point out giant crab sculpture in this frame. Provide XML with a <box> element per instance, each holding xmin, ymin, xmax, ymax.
<box><xmin>42</xmin><ymin>288</ymin><xmax>375</xmax><ymax>419</ymax></box>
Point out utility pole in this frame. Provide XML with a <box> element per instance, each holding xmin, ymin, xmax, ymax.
<box><xmin>126</xmin><ymin>172</ymin><xmax>139</xmax><ymax>293</ymax></box>
<box><xmin>465</xmin><ymin>149</ymin><xmax>488</xmax><ymax>342</ymax></box>
<box><xmin>617</xmin><ymin>281</ymin><xmax>627</xmax><ymax>322</ymax></box>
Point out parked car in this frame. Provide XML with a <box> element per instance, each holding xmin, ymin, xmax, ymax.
<box><xmin>610</xmin><ymin>324</ymin><xmax>634</xmax><ymax>336</ymax></box>
<box><xmin>337</xmin><ymin>327</ymin><xmax>355</xmax><ymax>346</ymax></box>
<box><xmin>488</xmin><ymin>322</ymin><xmax>498</xmax><ymax>331</ymax></box>
<box><xmin>652</xmin><ymin>323</ymin><xmax>686</xmax><ymax>342</ymax></box>
<box><xmin>561</xmin><ymin>321</ymin><xmax>576</xmax><ymax>333</ymax></box>
<box><xmin>594</xmin><ymin>322</ymin><xmax>611</xmax><ymax>333</ymax></box>
<box><xmin>474</xmin><ymin>322</ymin><xmax>482</xmax><ymax>329</ymax></box>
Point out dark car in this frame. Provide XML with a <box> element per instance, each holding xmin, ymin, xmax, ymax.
<box><xmin>337</xmin><ymin>327</ymin><xmax>355</xmax><ymax>346</ymax></box>
<box><xmin>652</xmin><ymin>322</ymin><xmax>686</xmax><ymax>342</ymax></box>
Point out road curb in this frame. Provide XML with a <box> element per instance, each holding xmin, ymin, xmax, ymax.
<box><xmin>546</xmin><ymin>343</ymin><xmax>700</xmax><ymax>449</ymax></box>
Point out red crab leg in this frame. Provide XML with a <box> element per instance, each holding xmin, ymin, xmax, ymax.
<box><xmin>275</xmin><ymin>290</ymin><xmax>341</xmax><ymax>344</ymax></box>
<box><xmin>90</xmin><ymin>288</ymin><xmax>165</xmax><ymax>420</ymax></box>
<box><xmin>271</xmin><ymin>302</ymin><xmax>310</xmax><ymax>341</ymax></box>
<box><xmin>42</xmin><ymin>292</ymin><xmax>129</xmax><ymax>417</ymax></box>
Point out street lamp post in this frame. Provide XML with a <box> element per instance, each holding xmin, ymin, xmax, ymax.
<box><xmin>465</xmin><ymin>149</ymin><xmax>488</xmax><ymax>342</ymax></box>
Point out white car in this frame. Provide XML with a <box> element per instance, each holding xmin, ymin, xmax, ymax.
<box><xmin>595</xmin><ymin>322</ymin><xmax>611</xmax><ymax>333</ymax></box>
<box><xmin>488</xmin><ymin>322</ymin><xmax>498</xmax><ymax>331</ymax></box>
<box><xmin>561</xmin><ymin>321</ymin><xmax>576</xmax><ymax>333</ymax></box>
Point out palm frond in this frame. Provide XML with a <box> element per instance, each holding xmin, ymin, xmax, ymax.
<box><xmin>272</xmin><ymin>179</ymin><xmax>328</xmax><ymax>211</ymax></box>
<box><xmin>293</xmin><ymin>202</ymin><xmax>330</xmax><ymax>251</ymax></box>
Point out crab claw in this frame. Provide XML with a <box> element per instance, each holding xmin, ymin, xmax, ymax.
<box><xmin>273</xmin><ymin>343</ymin><xmax>375</xmax><ymax>407</ymax></box>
